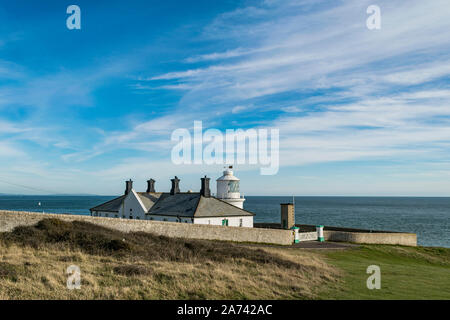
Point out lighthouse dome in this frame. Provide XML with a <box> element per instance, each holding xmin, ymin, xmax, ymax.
<box><xmin>217</xmin><ymin>168</ymin><xmax>240</xmax><ymax>181</ymax></box>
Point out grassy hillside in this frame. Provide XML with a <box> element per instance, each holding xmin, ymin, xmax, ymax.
<box><xmin>0</xmin><ymin>218</ymin><xmax>335</xmax><ymax>299</ymax></box>
<box><xmin>0</xmin><ymin>218</ymin><xmax>448</xmax><ymax>299</ymax></box>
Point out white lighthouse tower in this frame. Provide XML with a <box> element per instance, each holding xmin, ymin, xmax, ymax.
<box><xmin>216</xmin><ymin>166</ymin><xmax>245</xmax><ymax>209</ymax></box>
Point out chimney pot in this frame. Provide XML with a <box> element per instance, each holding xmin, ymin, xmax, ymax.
<box><xmin>200</xmin><ymin>175</ymin><xmax>211</xmax><ymax>197</ymax></box>
<box><xmin>147</xmin><ymin>179</ymin><xmax>155</xmax><ymax>193</ymax></box>
<box><xmin>124</xmin><ymin>179</ymin><xmax>133</xmax><ymax>195</ymax></box>
<box><xmin>170</xmin><ymin>176</ymin><xmax>180</xmax><ymax>195</ymax></box>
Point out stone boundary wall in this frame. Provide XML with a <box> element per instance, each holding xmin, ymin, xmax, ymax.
<box><xmin>298</xmin><ymin>232</ymin><xmax>317</xmax><ymax>241</ymax></box>
<box><xmin>324</xmin><ymin>230</ymin><xmax>417</xmax><ymax>246</ymax></box>
<box><xmin>255</xmin><ymin>222</ymin><xmax>417</xmax><ymax>246</ymax></box>
<box><xmin>0</xmin><ymin>210</ymin><xmax>294</xmax><ymax>245</ymax></box>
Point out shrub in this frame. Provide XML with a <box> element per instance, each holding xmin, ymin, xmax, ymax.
<box><xmin>113</xmin><ymin>264</ymin><xmax>151</xmax><ymax>276</ymax></box>
<box><xmin>0</xmin><ymin>262</ymin><xmax>18</xmax><ymax>281</ymax></box>
<box><xmin>0</xmin><ymin>218</ymin><xmax>301</xmax><ymax>270</ymax></box>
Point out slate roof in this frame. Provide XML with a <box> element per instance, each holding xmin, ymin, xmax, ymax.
<box><xmin>136</xmin><ymin>192</ymin><xmax>164</xmax><ymax>211</ymax></box>
<box><xmin>148</xmin><ymin>193</ymin><xmax>201</xmax><ymax>217</ymax></box>
<box><xmin>90</xmin><ymin>195</ymin><xmax>126</xmax><ymax>213</ymax></box>
<box><xmin>195</xmin><ymin>196</ymin><xmax>255</xmax><ymax>218</ymax></box>
<box><xmin>90</xmin><ymin>192</ymin><xmax>254</xmax><ymax>218</ymax></box>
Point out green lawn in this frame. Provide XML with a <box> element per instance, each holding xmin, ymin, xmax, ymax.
<box><xmin>319</xmin><ymin>245</ymin><xmax>450</xmax><ymax>299</ymax></box>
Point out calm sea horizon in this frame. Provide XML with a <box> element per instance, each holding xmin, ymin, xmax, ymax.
<box><xmin>0</xmin><ymin>195</ymin><xmax>448</xmax><ymax>248</ymax></box>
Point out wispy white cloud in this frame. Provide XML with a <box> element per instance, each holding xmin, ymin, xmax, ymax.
<box><xmin>274</xmin><ymin>88</ymin><xmax>450</xmax><ymax>166</ymax></box>
<box><xmin>0</xmin><ymin>141</ymin><xmax>25</xmax><ymax>158</ymax></box>
<box><xmin>382</xmin><ymin>63</ymin><xmax>450</xmax><ymax>85</ymax></box>
<box><xmin>143</xmin><ymin>0</ymin><xmax>450</xmax><ymax>105</ymax></box>
<box><xmin>281</xmin><ymin>106</ymin><xmax>302</xmax><ymax>113</ymax></box>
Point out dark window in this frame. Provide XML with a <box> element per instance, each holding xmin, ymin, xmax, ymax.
<box><xmin>228</xmin><ymin>181</ymin><xmax>240</xmax><ymax>193</ymax></box>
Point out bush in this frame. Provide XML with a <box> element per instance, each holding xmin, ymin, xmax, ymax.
<box><xmin>0</xmin><ymin>218</ymin><xmax>300</xmax><ymax>270</ymax></box>
<box><xmin>113</xmin><ymin>264</ymin><xmax>151</xmax><ymax>276</ymax></box>
<box><xmin>0</xmin><ymin>262</ymin><xmax>18</xmax><ymax>281</ymax></box>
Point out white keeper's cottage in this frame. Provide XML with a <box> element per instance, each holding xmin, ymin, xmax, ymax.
<box><xmin>90</xmin><ymin>169</ymin><xmax>254</xmax><ymax>227</ymax></box>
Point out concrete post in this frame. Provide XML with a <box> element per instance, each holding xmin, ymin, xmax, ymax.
<box><xmin>316</xmin><ymin>225</ymin><xmax>324</xmax><ymax>242</ymax></box>
<box><xmin>291</xmin><ymin>226</ymin><xmax>300</xmax><ymax>243</ymax></box>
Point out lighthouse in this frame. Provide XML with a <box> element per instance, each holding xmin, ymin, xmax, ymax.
<box><xmin>216</xmin><ymin>166</ymin><xmax>245</xmax><ymax>209</ymax></box>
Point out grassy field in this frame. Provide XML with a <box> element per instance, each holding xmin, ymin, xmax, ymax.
<box><xmin>0</xmin><ymin>218</ymin><xmax>448</xmax><ymax>299</ymax></box>
<box><xmin>321</xmin><ymin>244</ymin><xmax>450</xmax><ymax>299</ymax></box>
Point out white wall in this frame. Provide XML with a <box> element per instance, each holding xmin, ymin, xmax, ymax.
<box><xmin>194</xmin><ymin>216</ymin><xmax>253</xmax><ymax>228</ymax></box>
<box><xmin>91</xmin><ymin>211</ymin><xmax>253</xmax><ymax>227</ymax></box>
<box><xmin>119</xmin><ymin>190</ymin><xmax>147</xmax><ymax>220</ymax></box>
<box><xmin>146</xmin><ymin>215</ymin><xmax>192</xmax><ymax>223</ymax></box>
<box><xmin>92</xmin><ymin>190</ymin><xmax>147</xmax><ymax>220</ymax></box>
<box><xmin>92</xmin><ymin>211</ymin><xmax>119</xmax><ymax>218</ymax></box>
<box><xmin>145</xmin><ymin>215</ymin><xmax>253</xmax><ymax>227</ymax></box>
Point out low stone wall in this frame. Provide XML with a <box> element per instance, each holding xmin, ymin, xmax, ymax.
<box><xmin>255</xmin><ymin>222</ymin><xmax>417</xmax><ymax>246</ymax></box>
<box><xmin>298</xmin><ymin>232</ymin><xmax>317</xmax><ymax>241</ymax></box>
<box><xmin>0</xmin><ymin>210</ymin><xmax>294</xmax><ymax>245</ymax></box>
<box><xmin>324</xmin><ymin>230</ymin><xmax>417</xmax><ymax>246</ymax></box>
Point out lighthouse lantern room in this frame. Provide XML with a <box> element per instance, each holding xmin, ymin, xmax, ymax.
<box><xmin>216</xmin><ymin>166</ymin><xmax>245</xmax><ymax>209</ymax></box>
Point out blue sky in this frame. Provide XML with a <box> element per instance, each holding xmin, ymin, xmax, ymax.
<box><xmin>0</xmin><ymin>0</ymin><xmax>450</xmax><ymax>196</ymax></box>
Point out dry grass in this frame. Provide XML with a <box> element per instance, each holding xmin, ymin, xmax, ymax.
<box><xmin>0</xmin><ymin>218</ymin><xmax>338</xmax><ymax>299</ymax></box>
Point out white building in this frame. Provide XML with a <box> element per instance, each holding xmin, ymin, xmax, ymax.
<box><xmin>90</xmin><ymin>172</ymin><xmax>254</xmax><ymax>227</ymax></box>
<box><xmin>216</xmin><ymin>167</ymin><xmax>245</xmax><ymax>209</ymax></box>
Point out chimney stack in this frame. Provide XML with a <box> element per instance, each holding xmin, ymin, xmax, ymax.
<box><xmin>124</xmin><ymin>179</ymin><xmax>133</xmax><ymax>195</ymax></box>
<box><xmin>170</xmin><ymin>176</ymin><xmax>180</xmax><ymax>195</ymax></box>
<box><xmin>147</xmin><ymin>179</ymin><xmax>155</xmax><ymax>193</ymax></box>
<box><xmin>200</xmin><ymin>176</ymin><xmax>211</xmax><ymax>197</ymax></box>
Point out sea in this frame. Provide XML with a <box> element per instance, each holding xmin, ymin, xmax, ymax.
<box><xmin>0</xmin><ymin>195</ymin><xmax>448</xmax><ymax>248</ymax></box>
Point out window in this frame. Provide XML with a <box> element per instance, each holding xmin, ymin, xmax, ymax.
<box><xmin>222</xmin><ymin>219</ymin><xmax>229</xmax><ymax>226</ymax></box>
<box><xmin>136</xmin><ymin>216</ymin><xmax>140</xmax><ymax>220</ymax></box>
<box><xmin>129</xmin><ymin>216</ymin><xmax>133</xmax><ymax>219</ymax></box>
<box><xmin>114</xmin><ymin>214</ymin><xmax>118</xmax><ymax>218</ymax></box>
<box><xmin>228</xmin><ymin>181</ymin><xmax>239</xmax><ymax>193</ymax></box>
<box><xmin>163</xmin><ymin>218</ymin><xmax>167</xmax><ymax>221</ymax></box>
<box><xmin>122</xmin><ymin>215</ymin><xmax>126</xmax><ymax>219</ymax></box>
<box><xmin>105</xmin><ymin>213</ymin><xmax>109</xmax><ymax>218</ymax></box>
<box><xmin>239</xmin><ymin>218</ymin><xmax>243</xmax><ymax>227</ymax></box>
<box><xmin>208</xmin><ymin>220</ymin><xmax>211</xmax><ymax>225</ymax></box>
